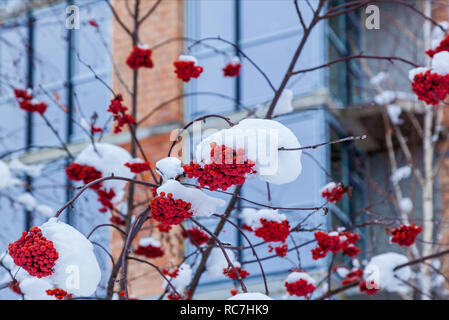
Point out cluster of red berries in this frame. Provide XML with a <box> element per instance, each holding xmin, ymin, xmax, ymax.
<box><xmin>182</xmin><ymin>227</ymin><xmax>210</xmax><ymax>246</ymax></box>
<box><xmin>107</xmin><ymin>94</ymin><xmax>135</xmax><ymax>134</ymax></box>
<box><xmin>90</xmin><ymin>124</ymin><xmax>103</xmax><ymax>134</ymax></box>
<box><xmin>173</xmin><ymin>60</ymin><xmax>203</xmax><ymax>82</ymax></box>
<box><xmin>268</xmin><ymin>244</ymin><xmax>289</xmax><ymax>257</ymax></box>
<box><xmin>340</xmin><ymin>268</ymin><xmax>363</xmax><ymax>285</ymax></box>
<box><xmin>253</xmin><ymin>219</ymin><xmax>290</xmax><ymax>243</ymax></box>
<box><xmin>126</xmin><ymin>45</ymin><xmax>154</xmax><ymax>70</ymax></box>
<box><xmin>118</xmin><ymin>290</ymin><xmax>138</xmax><ymax>300</ymax></box>
<box><xmin>162</xmin><ymin>267</ymin><xmax>179</xmax><ymax>278</ymax></box>
<box><xmin>285</xmin><ymin>277</ymin><xmax>316</xmax><ymax>297</ymax></box>
<box><xmin>8</xmin><ymin>226</ymin><xmax>58</xmax><ymax>278</ymax></box>
<box><xmin>134</xmin><ymin>243</ymin><xmax>164</xmax><ymax>259</ymax></box>
<box><xmin>97</xmin><ymin>188</ymin><xmax>116</xmax><ymax>213</ymax></box>
<box><xmin>230</xmin><ymin>288</ymin><xmax>238</xmax><ymax>296</ymax></box>
<box><xmin>223</xmin><ymin>61</ymin><xmax>241</xmax><ymax>77</ymax></box>
<box><xmin>66</xmin><ymin>162</ymin><xmax>117</xmax><ymax>212</ymax></box>
<box><xmin>150</xmin><ymin>192</ymin><xmax>193</xmax><ymax>226</ymax></box>
<box><xmin>311</xmin><ymin>231</ymin><xmax>360</xmax><ymax>260</ymax></box>
<box><xmin>359</xmin><ymin>280</ymin><xmax>379</xmax><ymax>295</ymax></box>
<box><xmin>66</xmin><ymin>162</ymin><xmax>103</xmax><ymax>190</ymax></box>
<box><xmin>184</xmin><ymin>143</ymin><xmax>256</xmax><ymax>191</ymax></box>
<box><xmin>390</xmin><ymin>224</ymin><xmax>422</xmax><ymax>247</ymax></box>
<box><xmin>125</xmin><ymin>161</ymin><xmax>151</xmax><ymax>174</ymax></box>
<box><xmin>411</xmin><ymin>70</ymin><xmax>449</xmax><ymax>105</ymax></box>
<box><xmin>46</xmin><ymin>288</ymin><xmax>72</xmax><ymax>300</ymax></box>
<box><xmin>223</xmin><ymin>266</ymin><xmax>250</xmax><ymax>280</ymax></box>
<box><xmin>157</xmin><ymin>223</ymin><xmax>172</xmax><ymax>233</ymax></box>
<box><xmin>109</xmin><ymin>215</ymin><xmax>126</xmax><ymax>226</ymax></box>
<box><xmin>8</xmin><ymin>279</ymin><xmax>21</xmax><ymax>295</ymax></box>
<box><xmin>14</xmin><ymin>88</ymin><xmax>47</xmax><ymax>115</ymax></box>
<box><xmin>321</xmin><ymin>183</ymin><xmax>345</xmax><ymax>203</ymax></box>
<box><xmin>426</xmin><ymin>34</ymin><xmax>449</xmax><ymax>57</ymax></box>
<box><xmin>87</xmin><ymin>19</ymin><xmax>99</xmax><ymax>28</ymax></box>
<box><xmin>167</xmin><ymin>292</ymin><xmax>182</xmax><ymax>300</ymax></box>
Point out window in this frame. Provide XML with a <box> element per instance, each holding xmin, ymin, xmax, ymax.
<box><xmin>328</xmin><ymin>125</ymin><xmax>366</xmax><ymax>262</ymax></box>
<box><xmin>327</xmin><ymin>0</ymin><xmax>363</xmax><ymax>106</ymax></box>
<box><xmin>184</xmin><ymin>0</ymin><xmax>327</xmax><ymax>120</ymax></box>
<box><xmin>0</xmin><ymin>0</ymin><xmax>111</xmax><ymax>231</ymax></box>
<box><xmin>0</xmin><ymin>0</ymin><xmax>112</xmax><ymax>298</ymax></box>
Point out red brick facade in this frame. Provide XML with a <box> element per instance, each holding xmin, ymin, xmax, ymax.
<box><xmin>111</xmin><ymin>0</ymin><xmax>185</xmax><ymax>298</ymax></box>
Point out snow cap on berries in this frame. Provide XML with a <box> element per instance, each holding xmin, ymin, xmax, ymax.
<box><xmin>432</xmin><ymin>51</ymin><xmax>449</xmax><ymax>75</ymax></box>
<box><xmin>39</xmin><ymin>218</ymin><xmax>101</xmax><ymax>296</ymax></box>
<box><xmin>156</xmin><ymin>179</ymin><xmax>225</xmax><ymax>217</ymax></box>
<box><xmin>206</xmin><ymin>248</ymin><xmax>238</xmax><ymax>279</ymax></box>
<box><xmin>363</xmin><ymin>252</ymin><xmax>411</xmax><ymax>294</ymax></box>
<box><xmin>164</xmin><ymin>263</ymin><xmax>192</xmax><ymax>293</ymax></box>
<box><xmin>156</xmin><ymin>157</ymin><xmax>184</xmax><ymax>180</ymax></box>
<box><xmin>0</xmin><ymin>160</ymin><xmax>12</xmax><ymax>190</ymax></box>
<box><xmin>240</xmin><ymin>208</ymin><xmax>287</xmax><ymax>230</ymax></box>
<box><xmin>75</xmin><ymin>143</ymin><xmax>133</xmax><ymax>201</ymax></box>
<box><xmin>195</xmin><ymin>119</ymin><xmax>302</xmax><ymax>185</ymax></box>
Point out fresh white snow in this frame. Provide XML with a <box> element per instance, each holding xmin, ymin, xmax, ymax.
<box><xmin>240</xmin><ymin>208</ymin><xmax>287</xmax><ymax>229</ymax></box>
<box><xmin>40</xmin><ymin>218</ymin><xmax>101</xmax><ymax>296</ymax></box>
<box><xmin>156</xmin><ymin>157</ymin><xmax>184</xmax><ymax>180</ymax></box>
<box><xmin>431</xmin><ymin>51</ymin><xmax>449</xmax><ymax>75</ymax></box>
<box><xmin>399</xmin><ymin>198</ymin><xmax>413</xmax><ymax>213</ymax></box>
<box><xmin>363</xmin><ymin>252</ymin><xmax>411</xmax><ymax>294</ymax></box>
<box><xmin>387</xmin><ymin>104</ymin><xmax>403</xmax><ymax>125</ymax></box>
<box><xmin>273</xmin><ymin>89</ymin><xmax>294</xmax><ymax>116</ymax></box>
<box><xmin>206</xmin><ymin>247</ymin><xmax>237</xmax><ymax>279</ymax></box>
<box><xmin>285</xmin><ymin>271</ymin><xmax>315</xmax><ymax>285</ymax></box>
<box><xmin>390</xmin><ymin>165</ymin><xmax>411</xmax><ymax>183</ymax></box>
<box><xmin>195</xmin><ymin>119</ymin><xmax>302</xmax><ymax>185</ymax></box>
<box><xmin>156</xmin><ymin>179</ymin><xmax>225</xmax><ymax>217</ymax></box>
<box><xmin>75</xmin><ymin>143</ymin><xmax>134</xmax><ymax>201</ymax></box>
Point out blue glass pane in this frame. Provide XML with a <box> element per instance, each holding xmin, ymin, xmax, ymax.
<box><xmin>0</xmin><ymin>98</ymin><xmax>26</xmax><ymax>151</ymax></box>
<box><xmin>33</xmin><ymin>7</ymin><xmax>68</xmax><ymax>86</ymax></box>
<box><xmin>185</xmin><ymin>54</ymin><xmax>236</xmax><ymax>120</ymax></box>
<box><xmin>0</xmin><ymin>22</ymin><xmax>28</xmax><ymax>97</ymax></box>
<box><xmin>32</xmin><ymin>87</ymin><xmax>67</xmax><ymax>146</ymax></box>
<box><xmin>76</xmin><ymin>0</ymin><xmax>112</xmax><ymax>77</ymax></box>
<box><xmin>189</xmin><ymin>0</ymin><xmax>235</xmax><ymax>45</ymax></box>
<box><xmin>241</xmin><ymin>30</ymin><xmax>325</xmax><ymax>106</ymax></box>
<box><xmin>72</xmin><ymin>78</ymin><xmax>112</xmax><ymax>142</ymax></box>
<box><xmin>241</xmin><ymin>0</ymin><xmax>311</xmax><ymax>41</ymax></box>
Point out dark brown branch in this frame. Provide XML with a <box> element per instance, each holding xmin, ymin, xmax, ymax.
<box><xmin>187</xmin><ymin>36</ymin><xmax>276</xmax><ymax>93</ymax></box>
<box><xmin>291</xmin><ymin>54</ymin><xmax>418</xmax><ymax>75</ymax></box>
<box><xmin>213</xmin><ymin>213</ymin><xmax>269</xmax><ymax>295</ymax></box>
<box><xmin>138</xmin><ymin>0</ymin><xmax>162</xmax><ymax>26</ymax></box>
<box><xmin>265</xmin><ymin>0</ymin><xmax>326</xmax><ymax>119</ymax></box>
<box><xmin>104</xmin><ymin>0</ymin><xmax>133</xmax><ymax>37</ymax></box>
<box><xmin>393</xmin><ymin>248</ymin><xmax>449</xmax><ymax>271</ymax></box>
<box><xmin>279</xmin><ymin>135</ymin><xmax>367</xmax><ymax>151</ymax></box>
<box><xmin>54</xmin><ymin>176</ymin><xmax>159</xmax><ymax>218</ymax></box>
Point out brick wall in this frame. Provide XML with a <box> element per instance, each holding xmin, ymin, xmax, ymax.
<box><xmin>111</xmin><ymin>0</ymin><xmax>185</xmax><ymax>298</ymax></box>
